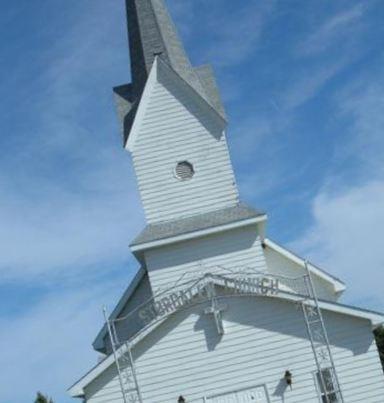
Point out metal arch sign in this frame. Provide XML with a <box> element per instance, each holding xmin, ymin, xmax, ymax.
<box><xmin>137</xmin><ymin>274</ymin><xmax>280</xmax><ymax>326</ymax></box>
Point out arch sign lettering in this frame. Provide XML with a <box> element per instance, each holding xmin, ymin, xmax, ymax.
<box><xmin>137</xmin><ymin>274</ymin><xmax>280</xmax><ymax>327</ymax></box>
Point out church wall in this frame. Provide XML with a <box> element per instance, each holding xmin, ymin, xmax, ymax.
<box><xmin>84</xmin><ymin>297</ymin><xmax>384</xmax><ymax>403</ymax></box>
<box><xmin>264</xmin><ymin>245</ymin><xmax>338</xmax><ymax>302</ymax></box>
<box><xmin>143</xmin><ymin>225</ymin><xmax>267</xmax><ymax>292</ymax></box>
<box><xmin>131</xmin><ymin>65</ymin><xmax>239</xmax><ymax>224</ymax></box>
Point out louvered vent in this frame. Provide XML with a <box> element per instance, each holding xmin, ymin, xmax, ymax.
<box><xmin>175</xmin><ymin>161</ymin><xmax>194</xmax><ymax>181</ymax></box>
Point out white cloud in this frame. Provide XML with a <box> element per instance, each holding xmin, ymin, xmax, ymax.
<box><xmin>291</xmin><ymin>180</ymin><xmax>384</xmax><ymax>308</ymax></box>
<box><xmin>0</xmin><ymin>0</ymin><xmax>143</xmax><ymax>283</ymax></box>
<box><xmin>290</xmin><ymin>63</ymin><xmax>384</xmax><ymax>309</ymax></box>
<box><xmin>0</xmin><ymin>3</ymin><xmax>143</xmax><ymax>400</ymax></box>
<box><xmin>0</xmin><ymin>279</ymin><xmax>125</xmax><ymax>403</ymax></box>
<box><xmin>0</xmin><ymin>168</ymin><xmax>141</xmax><ymax>282</ymax></box>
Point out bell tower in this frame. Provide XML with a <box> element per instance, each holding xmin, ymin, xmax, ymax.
<box><xmin>114</xmin><ymin>0</ymin><xmax>242</xmax><ymax>224</ymax></box>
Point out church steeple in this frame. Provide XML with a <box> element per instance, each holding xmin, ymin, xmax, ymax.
<box><xmin>126</xmin><ymin>0</ymin><xmax>204</xmax><ymax>98</ymax></box>
<box><xmin>115</xmin><ymin>0</ymin><xmax>226</xmax><ymax>145</ymax></box>
<box><xmin>113</xmin><ymin>0</ymin><xmax>239</xmax><ymax>225</ymax></box>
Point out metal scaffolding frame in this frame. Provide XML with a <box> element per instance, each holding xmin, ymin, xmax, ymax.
<box><xmin>104</xmin><ymin>307</ymin><xmax>143</xmax><ymax>403</ymax></box>
<box><xmin>301</xmin><ymin>262</ymin><xmax>344</xmax><ymax>403</ymax></box>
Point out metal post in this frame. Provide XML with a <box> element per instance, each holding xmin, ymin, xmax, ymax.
<box><xmin>304</xmin><ymin>262</ymin><xmax>344</xmax><ymax>403</ymax></box>
<box><xmin>127</xmin><ymin>342</ymin><xmax>144</xmax><ymax>403</ymax></box>
<box><xmin>301</xmin><ymin>294</ymin><xmax>330</xmax><ymax>403</ymax></box>
<box><xmin>103</xmin><ymin>306</ymin><xmax>129</xmax><ymax>403</ymax></box>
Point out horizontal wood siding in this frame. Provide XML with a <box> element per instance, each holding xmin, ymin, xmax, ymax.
<box><xmin>144</xmin><ymin>225</ymin><xmax>267</xmax><ymax>292</ymax></box>
<box><xmin>132</xmin><ymin>65</ymin><xmax>238</xmax><ymax>223</ymax></box>
<box><xmin>84</xmin><ymin>297</ymin><xmax>384</xmax><ymax>403</ymax></box>
<box><xmin>264</xmin><ymin>245</ymin><xmax>337</xmax><ymax>301</ymax></box>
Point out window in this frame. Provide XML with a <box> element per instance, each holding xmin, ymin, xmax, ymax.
<box><xmin>175</xmin><ymin>161</ymin><xmax>194</xmax><ymax>181</ymax></box>
<box><xmin>316</xmin><ymin>368</ymin><xmax>340</xmax><ymax>403</ymax></box>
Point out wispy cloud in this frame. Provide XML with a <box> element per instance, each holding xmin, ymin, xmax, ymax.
<box><xmin>0</xmin><ymin>0</ymin><xmax>142</xmax><ymax>283</ymax></box>
<box><xmin>297</xmin><ymin>3</ymin><xmax>366</xmax><ymax>56</ymax></box>
<box><xmin>291</xmin><ymin>62</ymin><xmax>384</xmax><ymax>308</ymax></box>
<box><xmin>0</xmin><ymin>169</ymin><xmax>141</xmax><ymax>282</ymax></box>
<box><xmin>229</xmin><ymin>113</ymin><xmax>292</xmax><ymax>204</ymax></box>
<box><xmin>334</xmin><ymin>69</ymin><xmax>384</xmax><ymax>176</ymax></box>
<box><xmin>0</xmin><ymin>2</ymin><xmax>142</xmax><ymax>401</ymax></box>
<box><xmin>279</xmin><ymin>57</ymin><xmax>348</xmax><ymax>110</ymax></box>
<box><xmin>204</xmin><ymin>0</ymin><xmax>275</xmax><ymax>67</ymax></box>
<box><xmin>291</xmin><ymin>179</ymin><xmax>384</xmax><ymax>309</ymax></box>
<box><xmin>280</xmin><ymin>3</ymin><xmax>371</xmax><ymax>111</ymax></box>
<box><xmin>0</xmin><ymin>279</ymin><xmax>124</xmax><ymax>403</ymax></box>
<box><xmin>172</xmin><ymin>0</ymin><xmax>276</xmax><ymax>68</ymax></box>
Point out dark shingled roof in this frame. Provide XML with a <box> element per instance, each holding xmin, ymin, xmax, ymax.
<box><xmin>115</xmin><ymin>0</ymin><xmax>226</xmax><ymax>144</ymax></box>
<box><xmin>126</xmin><ymin>0</ymin><xmax>204</xmax><ymax>98</ymax></box>
<box><xmin>130</xmin><ymin>204</ymin><xmax>266</xmax><ymax>247</ymax></box>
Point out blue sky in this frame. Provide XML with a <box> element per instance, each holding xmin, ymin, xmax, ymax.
<box><xmin>1</xmin><ymin>0</ymin><xmax>384</xmax><ymax>401</ymax></box>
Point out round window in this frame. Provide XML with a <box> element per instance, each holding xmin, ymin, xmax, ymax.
<box><xmin>175</xmin><ymin>161</ymin><xmax>194</xmax><ymax>181</ymax></box>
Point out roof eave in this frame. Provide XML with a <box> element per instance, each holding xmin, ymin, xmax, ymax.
<box><xmin>131</xmin><ymin>214</ymin><xmax>268</xmax><ymax>253</ymax></box>
<box><xmin>263</xmin><ymin>238</ymin><xmax>346</xmax><ymax>294</ymax></box>
<box><xmin>124</xmin><ymin>56</ymin><xmax>227</xmax><ymax>152</ymax></box>
<box><xmin>68</xmin><ymin>290</ymin><xmax>384</xmax><ymax>397</ymax></box>
<box><xmin>92</xmin><ymin>267</ymin><xmax>147</xmax><ymax>352</ymax></box>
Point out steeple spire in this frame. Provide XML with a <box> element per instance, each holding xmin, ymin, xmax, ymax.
<box><xmin>115</xmin><ymin>0</ymin><xmax>226</xmax><ymax>145</ymax></box>
<box><xmin>126</xmin><ymin>0</ymin><xmax>203</xmax><ymax>97</ymax></box>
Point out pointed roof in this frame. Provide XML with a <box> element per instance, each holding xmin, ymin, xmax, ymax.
<box><xmin>126</xmin><ymin>0</ymin><xmax>204</xmax><ymax>97</ymax></box>
<box><xmin>115</xmin><ymin>0</ymin><xmax>226</xmax><ymax>144</ymax></box>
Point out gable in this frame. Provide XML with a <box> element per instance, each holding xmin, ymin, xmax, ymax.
<box><xmin>127</xmin><ymin>57</ymin><xmax>227</xmax><ymax>152</ymax></box>
<box><xmin>126</xmin><ymin>58</ymin><xmax>238</xmax><ymax>224</ymax></box>
<box><xmin>70</xmin><ymin>290</ymin><xmax>383</xmax><ymax>399</ymax></box>
<box><xmin>93</xmin><ymin>237</ymin><xmax>347</xmax><ymax>355</ymax></box>
<box><xmin>264</xmin><ymin>238</ymin><xmax>346</xmax><ymax>300</ymax></box>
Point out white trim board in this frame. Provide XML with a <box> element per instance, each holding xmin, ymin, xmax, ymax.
<box><xmin>263</xmin><ymin>238</ymin><xmax>346</xmax><ymax>293</ymax></box>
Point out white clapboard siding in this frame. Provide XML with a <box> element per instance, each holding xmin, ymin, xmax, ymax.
<box><xmin>131</xmin><ymin>62</ymin><xmax>239</xmax><ymax>224</ymax></box>
<box><xmin>264</xmin><ymin>244</ymin><xmax>337</xmax><ymax>301</ymax></box>
<box><xmin>144</xmin><ymin>225</ymin><xmax>267</xmax><ymax>291</ymax></box>
<box><xmin>84</xmin><ymin>297</ymin><xmax>384</xmax><ymax>403</ymax></box>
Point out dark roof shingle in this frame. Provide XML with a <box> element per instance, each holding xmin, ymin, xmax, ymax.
<box><xmin>131</xmin><ymin>204</ymin><xmax>266</xmax><ymax>247</ymax></box>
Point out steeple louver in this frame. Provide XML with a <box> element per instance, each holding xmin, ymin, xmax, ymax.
<box><xmin>115</xmin><ymin>0</ymin><xmax>226</xmax><ymax>145</ymax></box>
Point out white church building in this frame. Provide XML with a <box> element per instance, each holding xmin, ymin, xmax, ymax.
<box><xmin>69</xmin><ymin>1</ymin><xmax>384</xmax><ymax>402</ymax></box>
